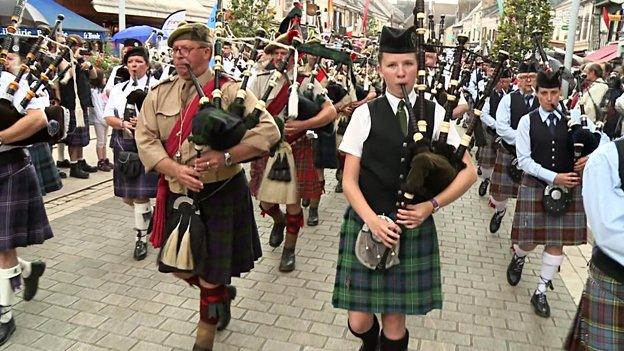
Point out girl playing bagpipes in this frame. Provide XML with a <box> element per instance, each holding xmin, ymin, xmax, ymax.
<box><xmin>135</xmin><ymin>21</ymin><xmax>280</xmax><ymax>351</ymax></box>
<box><xmin>332</xmin><ymin>23</ymin><xmax>476</xmax><ymax>351</ymax></box>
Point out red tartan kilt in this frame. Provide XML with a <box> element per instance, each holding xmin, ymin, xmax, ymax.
<box><xmin>489</xmin><ymin>146</ymin><xmax>520</xmax><ymax>200</ymax></box>
<box><xmin>292</xmin><ymin>137</ymin><xmax>323</xmax><ymax>199</ymax></box>
<box><xmin>511</xmin><ymin>174</ymin><xmax>587</xmax><ymax>246</ymax></box>
<box><xmin>249</xmin><ymin>156</ymin><xmax>269</xmax><ymax>198</ymax></box>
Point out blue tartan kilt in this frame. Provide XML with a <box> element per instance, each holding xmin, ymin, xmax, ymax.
<box><xmin>111</xmin><ymin>133</ymin><xmax>157</xmax><ymax>199</ymax></box>
<box><xmin>27</xmin><ymin>142</ymin><xmax>62</xmax><ymax>196</ymax></box>
<box><xmin>0</xmin><ymin>152</ymin><xmax>53</xmax><ymax>250</ymax></box>
<box><xmin>332</xmin><ymin>207</ymin><xmax>442</xmax><ymax>315</ymax></box>
<box><xmin>64</xmin><ymin>109</ymin><xmax>90</xmax><ymax>147</ymax></box>
<box><xmin>160</xmin><ymin>170</ymin><xmax>262</xmax><ymax>284</ymax></box>
<box><xmin>565</xmin><ymin>263</ymin><xmax>624</xmax><ymax>350</ymax></box>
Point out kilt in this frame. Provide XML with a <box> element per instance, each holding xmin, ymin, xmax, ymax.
<box><xmin>477</xmin><ymin>131</ymin><xmax>497</xmax><ymax>170</ymax></box>
<box><xmin>0</xmin><ymin>154</ymin><xmax>53</xmax><ymax>251</ymax></box>
<box><xmin>332</xmin><ymin>207</ymin><xmax>442</xmax><ymax>315</ymax></box>
<box><xmin>27</xmin><ymin>143</ymin><xmax>62</xmax><ymax>196</ymax></box>
<box><xmin>249</xmin><ymin>156</ymin><xmax>268</xmax><ymax>198</ymax></box>
<box><xmin>565</xmin><ymin>263</ymin><xmax>624</xmax><ymax>350</ymax></box>
<box><xmin>111</xmin><ymin>133</ymin><xmax>158</xmax><ymax>199</ymax></box>
<box><xmin>291</xmin><ymin>137</ymin><xmax>323</xmax><ymax>199</ymax></box>
<box><xmin>64</xmin><ymin>109</ymin><xmax>90</xmax><ymax>147</ymax></box>
<box><xmin>161</xmin><ymin>170</ymin><xmax>262</xmax><ymax>284</ymax></box>
<box><xmin>489</xmin><ymin>146</ymin><xmax>521</xmax><ymax>200</ymax></box>
<box><xmin>511</xmin><ymin>174</ymin><xmax>586</xmax><ymax>246</ymax></box>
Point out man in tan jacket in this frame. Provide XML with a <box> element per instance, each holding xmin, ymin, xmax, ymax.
<box><xmin>580</xmin><ymin>63</ymin><xmax>609</xmax><ymax>123</ymax></box>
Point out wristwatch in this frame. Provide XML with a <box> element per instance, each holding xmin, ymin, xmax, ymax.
<box><xmin>429</xmin><ymin>198</ymin><xmax>441</xmax><ymax>213</ymax></box>
<box><xmin>224</xmin><ymin>151</ymin><xmax>234</xmax><ymax>167</ymax></box>
<box><xmin>0</xmin><ymin>136</ymin><xmax>3</xmax><ymax>146</ymax></box>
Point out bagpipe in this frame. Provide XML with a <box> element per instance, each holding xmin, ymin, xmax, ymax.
<box><xmin>0</xmin><ymin>2</ymin><xmax>69</xmax><ymax>146</ymax></box>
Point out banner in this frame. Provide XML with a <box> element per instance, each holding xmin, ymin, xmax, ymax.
<box><xmin>162</xmin><ymin>10</ymin><xmax>186</xmax><ymax>37</ymax></box>
<box><xmin>362</xmin><ymin>0</ymin><xmax>370</xmax><ymax>34</ymax></box>
<box><xmin>207</xmin><ymin>6</ymin><xmax>217</xmax><ymax>28</ymax></box>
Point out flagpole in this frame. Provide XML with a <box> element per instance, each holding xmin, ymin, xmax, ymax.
<box><xmin>562</xmin><ymin>0</ymin><xmax>581</xmax><ymax>99</ymax></box>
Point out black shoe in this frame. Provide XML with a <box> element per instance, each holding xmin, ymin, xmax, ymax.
<box><xmin>307</xmin><ymin>207</ymin><xmax>319</xmax><ymax>226</ymax></box>
<box><xmin>335</xmin><ymin>182</ymin><xmax>343</xmax><ymax>193</ymax></box>
<box><xmin>69</xmin><ymin>163</ymin><xmax>89</xmax><ymax>179</ymax></box>
<box><xmin>216</xmin><ymin>285</ymin><xmax>237</xmax><ymax>331</ymax></box>
<box><xmin>23</xmin><ymin>261</ymin><xmax>46</xmax><ymax>301</ymax></box>
<box><xmin>0</xmin><ymin>318</ymin><xmax>15</xmax><ymax>346</ymax></box>
<box><xmin>489</xmin><ymin>209</ymin><xmax>506</xmax><ymax>233</ymax></box>
<box><xmin>531</xmin><ymin>292</ymin><xmax>550</xmax><ymax>318</ymax></box>
<box><xmin>478</xmin><ymin>178</ymin><xmax>490</xmax><ymax>197</ymax></box>
<box><xmin>506</xmin><ymin>254</ymin><xmax>525</xmax><ymax>286</ymax></box>
<box><xmin>269</xmin><ymin>221</ymin><xmax>285</xmax><ymax>248</ymax></box>
<box><xmin>56</xmin><ymin>159</ymin><xmax>70</xmax><ymax>168</ymax></box>
<box><xmin>58</xmin><ymin>170</ymin><xmax>67</xmax><ymax>179</ymax></box>
<box><xmin>79</xmin><ymin>159</ymin><xmax>98</xmax><ymax>173</ymax></box>
<box><xmin>192</xmin><ymin>344</ymin><xmax>211</xmax><ymax>351</ymax></box>
<box><xmin>133</xmin><ymin>232</ymin><xmax>148</xmax><ymax>261</ymax></box>
<box><xmin>279</xmin><ymin>248</ymin><xmax>296</xmax><ymax>272</ymax></box>
<box><xmin>301</xmin><ymin>198</ymin><xmax>310</xmax><ymax>208</ymax></box>
<box><xmin>477</xmin><ymin>166</ymin><xmax>482</xmax><ymax>176</ymax></box>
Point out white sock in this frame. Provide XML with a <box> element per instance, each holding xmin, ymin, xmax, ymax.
<box><xmin>481</xmin><ymin>167</ymin><xmax>494</xmax><ymax>179</ymax></box>
<box><xmin>57</xmin><ymin>144</ymin><xmax>65</xmax><ymax>161</ymax></box>
<box><xmin>17</xmin><ymin>258</ymin><xmax>31</xmax><ymax>278</ymax></box>
<box><xmin>0</xmin><ymin>265</ymin><xmax>21</xmax><ymax>323</ymax></box>
<box><xmin>134</xmin><ymin>202</ymin><xmax>151</xmax><ymax>243</ymax></box>
<box><xmin>488</xmin><ymin>196</ymin><xmax>507</xmax><ymax>212</ymax></box>
<box><xmin>513</xmin><ymin>244</ymin><xmax>529</xmax><ymax>258</ymax></box>
<box><xmin>536</xmin><ymin>252</ymin><xmax>564</xmax><ymax>294</ymax></box>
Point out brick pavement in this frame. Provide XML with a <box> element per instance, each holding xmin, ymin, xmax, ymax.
<box><xmin>2</xmin><ymin>171</ymin><xmax>582</xmax><ymax>351</ymax></box>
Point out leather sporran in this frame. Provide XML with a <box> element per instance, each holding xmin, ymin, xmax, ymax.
<box><xmin>355</xmin><ymin>215</ymin><xmax>400</xmax><ymax>270</ymax></box>
<box><xmin>542</xmin><ymin>185</ymin><xmax>572</xmax><ymax>217</ymax></box>
<box><xmin>507</xmin><ymin>157</ymin><xmax>523</xmax><ymax>183</ymax></box>
<box><xmin>116</xmin><ymin>151</ymin><xmax>142</xmax><ymax>180</ymax></box>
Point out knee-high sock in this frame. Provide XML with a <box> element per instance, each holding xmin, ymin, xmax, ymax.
<box><xmin>0</xmin><ymin>265</ymin><xmax>21</xmax><ymax>323</ymax></box>
<box><xmin>481</xmin><ymin>166</ymin><xmax>494</xmax><ymax>179</ymax></box>
<box><xmin>488</xmin><ymin>196</ymin><xmax>507</xmax><ymax>212</ymax></box>
<box><xmin>134</xmin><ymin>202</ymin><xmax>152</xmax><ymax>238</ymax></box>
<box><xmin>537</xmin><ymin>252</ymin><xmax>564</xmax><ymax>294</ymax></box>
<box><xmin>196</xmin><ymin>285</ymin><xmax>229</xmax><ymax>349</ymax></box>
<box><xmin>513</xmin><ymin>244</ymin><xmax>529</xmax><ymax>258</ymax></box>
<box><xmin>57</xmin><ymin>144</ymin><xmax>65</xmax><ymax>162</ymax></box>
<box><xmin>17</xmin><ymin>257</ymin><xmax>31</xmax><ymax>278</ymax></box>
<box><xmin>285</xmin><ymin>212</ymin><xmax>304</xmax><ymax>249</ymax></box>
<box><xmin>260</xmin><ymin>204</ymin><xmax>285</xmax><ymax>224</ymax></box>
<box><xmin>348</xmin><ymin>314</ymin><xmax>379</xmax><ymax>351</ymax></box>
<box><xmin>379</xmin><ymin>329</ymin><xmax>409</xmax><ymax>351</ymax></box>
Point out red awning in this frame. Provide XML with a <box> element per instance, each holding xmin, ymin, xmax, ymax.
<box><xmin>585</xmin><ymin>43</ymin><xmax>619</xmax><ymax>63</ymax></box>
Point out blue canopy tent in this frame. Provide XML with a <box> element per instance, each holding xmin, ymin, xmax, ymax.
<box><xmin>112</xmin><ymin>25</ymin><xmax>168</xmax><ymax>45</ymax></box>
<box><xmin>0</xmin><ymin>0</ymin><xmax>107</xmax><ymax>40</ymax></box>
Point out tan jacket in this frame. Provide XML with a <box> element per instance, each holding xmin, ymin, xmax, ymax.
<box><xmin>579</xmin><ymin>78</ymin><xmax>609</xmax><ymax>122</ymax></box>
<box><xmin>135</xmin><ymin>68</ymin><xmax>280</xmax><ymax>194</ymax></box>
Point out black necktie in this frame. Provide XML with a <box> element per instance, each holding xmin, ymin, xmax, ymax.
<box><xmin>525</xmin><ymin>95</ymin><xmax>532</xmax><ymax>108</ymax></box>
<box><xmin>548</xmin><ymin>113</ymin><xmax>557</xmax><ymax>136</ymax></box>
<box><xmin>397</xmin><ymin>100</ymin><xmax>407</xmax><ymax>136</ymax></box>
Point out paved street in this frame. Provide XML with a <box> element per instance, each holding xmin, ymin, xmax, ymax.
<box><xmin>3</xmin><ymin>164</ymin><xmax>591</xmax><ymax>351</ymax></box>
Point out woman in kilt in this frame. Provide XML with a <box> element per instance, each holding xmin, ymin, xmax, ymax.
<box><xmin>332</xmin><ymin>26</ymin><xmax>477</xmax><ymax>351</ymax></box>
<box><xmin>566</xmin><ymin>137</ymin><xmax>624</xmax><ymax>350</ymax></box>
<box><xmin>0</xmin><ymin>50</ymin><xmax>53</xmax><ymax>344</ymax></box>
<box><xmin>136</xmin><ymin>23</ymin><xmax>280</xmax><ymax>351</ymax></box>
<box><xmin>506</xmin><ymin>70</ymin><xmax>602</xmax><ymax>318</ymax></box>
<box><xmin>104</xmin><ymin>47</ymin><xmax>157</xmax><ymax>261</ymax></box>
<box><xmin>477</xmin><ymin>69</ymin><xmax>512</xmax><ymax>197</ymax></box>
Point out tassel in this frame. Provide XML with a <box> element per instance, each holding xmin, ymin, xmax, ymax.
<box><xmin>288</xmin><ymin>81</ymin><xmax>299</xmax><ymax>120</ymax></box>
<box><xmin>315</xmin><ymin>89</ymin><xmax>327</xmax><ymax>105</ymax></box>
<box><xmin>176</xmin><ymin>226</ymin><xmax>194</xmax><ymax>270</ymax></box>
<box><xmin>303</xmin><ymin>83</ymin><xmax>315</xmax><ymax>101</ymax></box>
<box><xmin>282</xmin><ymin>154</ymin><xmax>291</xmax><ymax>182</ymax></box>
<box><xmin>160</xmin><ymin>222</ymin><xmax>181</xmax><ymax>268</ymax></box>
<box><xmin>267</xmin><ymin>155</ymin><xmax>279</xmax><ymax>180</ymax></box>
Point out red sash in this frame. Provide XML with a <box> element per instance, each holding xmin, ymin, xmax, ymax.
<box><xmin>150</xmin><ymin>80</ymin><xmax>217</xmax><ymax>248</ymax></box>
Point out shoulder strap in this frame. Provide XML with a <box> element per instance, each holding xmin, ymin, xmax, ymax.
<box><xmin>615</xmin><ymin>138</ymin><xmax>624</xmax><ymax>191</ymax></box>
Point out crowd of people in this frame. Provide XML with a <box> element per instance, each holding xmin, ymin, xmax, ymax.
<box><xmin>0</xmin><ymin>1</ymin><xmax>623</xmax><ymax>350</ymax></box>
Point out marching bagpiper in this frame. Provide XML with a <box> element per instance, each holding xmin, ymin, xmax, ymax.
<box><xmin>489</xmin><ymin>62</ymin><xmax>540</xmax><ymax>233</ymax></box>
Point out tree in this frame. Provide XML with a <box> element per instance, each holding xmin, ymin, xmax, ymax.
<box><xmin>228</xmin><ymin>0</ymin><xmax>276</xmax><ymax>38</ymax></box>
<box><xmin>492</xmin><ymin>0</ymin><xmax>553</xmax><ymax>62</ymax></box>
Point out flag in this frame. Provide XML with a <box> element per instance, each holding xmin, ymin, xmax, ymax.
<box><xmin>327</xmin><ymin>0</ymin><xmax>333</xmax><ymax>30</ymax></box>
<box><xmin>207</xmin><ymin>5</ymin><xmax>218</xmax><ymax>28</ymax></box>
<box><xmin>362</xmin><ymin>0</ymin><xmax>371</xmax><ymax>33</ymax></box>
<box><xmin>603</xmin><ymin>7</ymin><xmax>611</xmax><ymax>28</ymax></box>
<box><xmin>496</xmin><ymin>0</ymin><xmax>504</xmax><ymax>15</ymax></box>
<box><xmin>161</xmin><ymin>10</ymin><xmax>186</xmax><ymax>37</ymax></box>
<box><xmin>315</xmin><ymin>67</ymin><xmax>327</xmax><ymax>85</ymax></box>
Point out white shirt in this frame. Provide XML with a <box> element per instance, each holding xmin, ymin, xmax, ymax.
<box><xmin>103</xmin><ymin>74</ymin><xmax>154</xmax><ymax>119</ymax></box>
<box><xmin>104</xmin><ymin>65</ymin><xmax>123</xmax><ymax>95</ymax></box>
<box><xmin>340</xmin><ymin>89</ymin><xmax>462</xmax><ymax>158</ymax></box>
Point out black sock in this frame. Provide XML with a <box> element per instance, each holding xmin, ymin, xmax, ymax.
<box><xmin>348</xmin><ymin>314</ymin><xmax>379</xmax><ymax>351</ymax></box>
<box><xmin>379</xmin><ymin>329</ymin><xmax>409</xmax><ymax>351</ymax></box>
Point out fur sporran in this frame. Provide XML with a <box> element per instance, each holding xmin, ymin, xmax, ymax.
<box><xmin>355</xmin><ymin>215</ymin><xmax>400</xmax><ymax>270</ymax></box>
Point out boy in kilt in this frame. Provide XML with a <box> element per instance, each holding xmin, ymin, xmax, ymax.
<box><xmin>57</xmin><ymin>34</ymin><xmax>99</xmax><ymax>179</ymax></box>
<box><xmin>477</xmin><ymin>68</ymin><xmax>512</xmax><ymax>197</ymax></box>
<box><xmin>104</xmin><ymin>46</ymin><xmax>158</xmax><ymax>261</ymax></box>
<box><xmin>332</xmin><ymin>26</ymin><xmax>477</xmax><ymax>351</ymax></box>
<box><xmin>565</xmin><ymin>137</ymin><xmax>624</xmax><ymax>350</ymax></box>
<box><xmin>507</xmin><ymin>70</ymin><xmax>598</xmax><ymax>318</ymax></box>
<box><xmin>489</xmin><ymin>62</ymin><xmax>540</xmax><ymax>233</ymax></box>
<box><xmin>0</xmin><ymin>50</ymin><xmax>52</xmax><ymax>344</ymax></box>
<box><xmin>248</xmin><ymin>30</ymin><xmax>337</xmax><ymax>272</ymax></box>
<box><xmin>135</xmin><ymin>23</ymin><xmax>280</xmax><ymax>351</ymax></box>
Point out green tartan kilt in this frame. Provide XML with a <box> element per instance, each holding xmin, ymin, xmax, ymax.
<box><xmin>332</xmin><ymin>207</ymin><xmax>442</xmax><ymax>315</ymax></box>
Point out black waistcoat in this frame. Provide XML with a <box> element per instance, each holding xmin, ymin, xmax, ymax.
<box><xmin>359</xmin><ymin>95</ymin><xmax>435</xmax><ymax>215</ymax></box>
<box><xmin>60</xmin><ymin>68</ymin><xmax>93</xmax><ymax>110</ymax></box>
<box><xmin>489</xmin><ymin>90</ymin><xmax>505</xmax><ymax>120</ymax></box>
<box><xmin>509</xmin><ymin>91</ymin><xmax>539</xmax><ymax>129</ymax></box>
<box><xmin>529</xmin><ymin>110</ymin><xmax>574</xmax><ymax>173</ymax></box>
<box><xmin>616</xmin><ymin>138</ymin><xmax>624</xmax><ymax>191</ymax></box>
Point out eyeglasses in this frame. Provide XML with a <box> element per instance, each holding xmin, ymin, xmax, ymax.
<box><xmin>518</xmin><ymin>74</ymin><xmax>536</xmax><ymax>80</ymax></box>
<box><xmin>171</xmin><ymin>46</ymin><xmax>206</xmax><ymax>56</ymax></box>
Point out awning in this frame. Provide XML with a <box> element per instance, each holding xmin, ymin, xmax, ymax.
<box><xmin>585</xmin><ymin>43</ymin><xmax>619</xmax><ymax>63</ymax></box>
<box><xmin>91</xmin><ymin>0</ymin><xmax>211</xmax><ymax>23</ymax></box>
<box><xmin>0</xmin><ymin>0</ymin><xmax>107</xmax><ymax>40</ymax></box>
